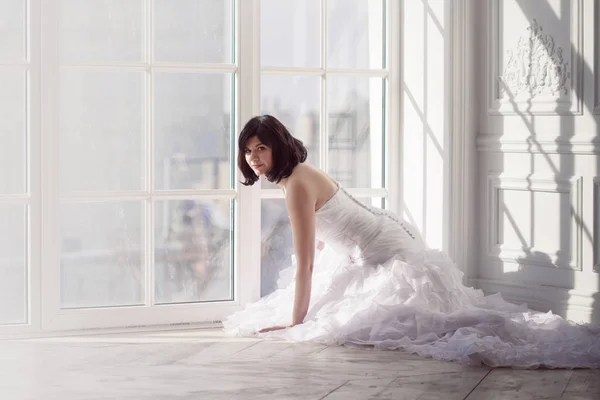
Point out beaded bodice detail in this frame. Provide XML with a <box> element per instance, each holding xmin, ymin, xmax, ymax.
<box><xmin>314</xmin><ymin>185</ymin><xmax>426</xmax><ymax>265</ymax></box>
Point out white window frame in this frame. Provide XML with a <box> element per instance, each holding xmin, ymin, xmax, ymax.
<box><xmin>259</xmin><ymin>0</ymin><xmax>401</xmax><ymax>211</ymax></box>
<box><xmin>0</xmin><ymin>0</ymin><xmax>42</xmax><ymax>336</ymax></box>
<box><xmin>0</xmin><ymin>0</ymin><xmax>429</xmax><ymax>335</ymax></box>
<box><xmin>39</xmin><ymin>0</ymin><xmax>249</xmax><ymax>332</ymax></box>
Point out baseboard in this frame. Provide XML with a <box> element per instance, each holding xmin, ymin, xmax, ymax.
<box><xmin>468</xmin><ymin>278</ymin><xmax>599</xmax><ymax>324</ymax></box>
<box><xmin>0</xmin><ymin>321</ymin><xmax>222</xmax><ymax>341</ymax></box>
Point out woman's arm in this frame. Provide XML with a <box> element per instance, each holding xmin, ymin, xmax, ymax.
<box><xmin>258</xmin><ymin>180</ymin><xmax>316</xmax><ymax>333</ymax></box>
<box><xmin>286</xmin><ymin>180</ymin><xmax>316</xmax><ymax>326</ymax></box>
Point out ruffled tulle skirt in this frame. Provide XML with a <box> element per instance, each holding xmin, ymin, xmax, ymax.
<box><xmin>223</xmin><ymin>246</ymin><xmax>600</xmax><ymax>369</ymax></box>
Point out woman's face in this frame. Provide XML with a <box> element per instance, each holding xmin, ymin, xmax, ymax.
<box><xmin>244</xmin><ymin>136</ymin><xmax>273</xmax><ymax>177</ymax></box>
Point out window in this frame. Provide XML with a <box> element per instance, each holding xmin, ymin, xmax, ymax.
<box><xmin>259</xmin><ymin>0</ymin><xmax>396</xmax><ymax>296</ymax></box>
<box><xmin>0</xmin><ymin>0</ymin><xmax>399</xmax><ymax>333</ymax></box>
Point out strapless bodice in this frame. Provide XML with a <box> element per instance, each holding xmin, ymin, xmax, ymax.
<box><xmin>314</xmin><ymin>186</ymin><xmax>426</xmax><ymax>265</ymax></box>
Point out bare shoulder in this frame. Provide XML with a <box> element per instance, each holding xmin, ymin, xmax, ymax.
<box><xmin>286</xmin><ymin>164</ymin><xmax>337</xmax><ymax>208</ymax></box>
<box><xmin>283</xmin><ymin>165</ymin><xmax>319</xmax><ymax>205</ymax></box>
<box><xmin>285</xmin><ymin>170</ymin><xmax>314</xmax><ymax>202</ymax></box>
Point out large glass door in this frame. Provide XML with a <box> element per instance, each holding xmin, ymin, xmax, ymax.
<box><xmin>41</xmin><ymin>0</ymin><xmax>246</xmax><ymax>331</ymax></box>
<box><xmin>0</xmin><ymin>0</ymin><xmax>400</xmax><ymax>334</ymax></box>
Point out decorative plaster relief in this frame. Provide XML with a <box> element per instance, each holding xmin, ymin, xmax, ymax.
<box><xmin>500</xmin><ymin>19</ymin><xmax>570</xmax><ymax>98</ymax></box>
<box><xmin>488</xmin><ymin>0</ymin><xmax>583</xmax><ymax>115</ymax></box>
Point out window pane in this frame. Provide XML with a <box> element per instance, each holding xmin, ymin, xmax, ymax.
<box><xmin>155</xmin><ymin>199</ymin><xmax>232</xmax><ymax>304</ymax></box>
<box><xmin>0</xmin><ymin>0</ymin><xmax>26</xmax><ymax>63</ymax></box>
<box><xmin>154</xmin><ymin>0</ymin><xmax>233</xmax><ymax>64</ymax></box>
<box><xmin>327</xmin><ymin>76</ymin><xmax>384</xmax><ymax>188</ymax></box>
<box><xmin>60</xmin><ymin>201</ymin><xmax>144</xmax><ymax>309</ymax></box>
<box><xmin>0</xmin><ymin>68</ymin><xmax>26</xmax><ymax>194</ymax></box>
<box><xmin>261</xmin><ymin>199</ymin><xmax>293</xmax><ymax>297</ymax></box>
<box><xmin>60</xmin><ymin>70</ymin><xmax>144</xmax><ymax>192</ymax></box>
<box><xmin>154</xmin><ymin>73</ymin><xmax>232</xmax><ymax>190</ymax></box>
<box><xmin>0</xmin><ymin>204</ymin><xmax>27</xmax><ymax>324</ymax></box>
<box><xmin>261</xmin><ymin>0</ymin><xmax>320</xmax><ymax>67</ymax></box>
<box><xmin>60</xmin><ymin>0</ymin><xmax>144</xmax><ymax>63</ymax></box>
<box><xmin>260</xmin><ymin>75</ymin><xmax>320</xmax><ymax>189</ymax></box>
<box><xmin>327</xmin><ymin>0</ymin><xmax>384</xmax><ymax>69</ymax></box>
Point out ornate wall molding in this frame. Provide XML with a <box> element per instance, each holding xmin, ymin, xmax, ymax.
<box><xmin>485</xmin><ymin>174</ymin><xmax>584</xmax><ymax>271</ymax></box>
<box><xmin>594</xmin><ymin>1</ymin><xmax>600</xmax><ymax>115</ymax></box>
<box><xmin>476</xmin><ymin>134</ymin><xmax>600</xmax><ymax>155</ymax></box>
<box><xmin>594</xmin><ymin>178</ymin><xmax>600</xmax><ymax>272</ymax></box>
<box><xmin>500</xmin><ymin>19</ymin><xmax>570</xmax><ymax>98</ymax></box>
<box><xmin>449</xmin><ymin>0</ymin><xmax>477</xmax><ymax>279</ymax></box>
<box><xmin>487</xmin><ymin>0</ymin><xmax>583</xmax><ymax>115</ymax></box>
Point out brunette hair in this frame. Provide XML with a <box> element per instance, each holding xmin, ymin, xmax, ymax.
<box><xmin>238</xmin><ymin>115</ymin><xmax>307</xmax><ymax>186</ymax></box>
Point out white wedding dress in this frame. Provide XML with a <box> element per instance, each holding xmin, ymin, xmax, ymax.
<box><xmin>223</xmin><ymin>184</ymin><xmax>600</xmax><ymax>368</ymax></box>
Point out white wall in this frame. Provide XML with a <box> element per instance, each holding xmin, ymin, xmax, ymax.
<box><xmin>402</xmin><ymin>0</ymin><xmax>451</xmax><ymax>252</ymax></box>
<box><xmin>472</xmin><ymin>0</ymin><xmax>600</xmax><ymax>324</ymax></box>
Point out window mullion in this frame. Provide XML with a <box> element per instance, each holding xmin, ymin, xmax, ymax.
<box><xmin>236</xmin><ymin>0</ymin><xmax>262</xmax><ymax>305</ymax></box>
<box><xmin>387</xmin><ymin>0</ymin><xmax>402</xmax><ymax>215</ymax></box>
<box><xmin>320</xmin><ymin>0</ymin><xmax>328</xmax><ymax>173</ymax></box>
<box><xmin>40</xmin><ymin>0</ymin><xmax>61</xmax><ymax>330</ymax></box>
<box><xmin>144</xmin><ymin>0</ymin><xmax>154</xmax><ymax>307</ymax></box>
<box><xmin>27</xmin><ymin>0</ymin><xmax>42</xmax><ymax>333</ymax></box>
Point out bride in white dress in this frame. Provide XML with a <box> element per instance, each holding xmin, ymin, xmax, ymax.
<box><xmin>223</xmin><ymin>115</ymin><xmax>600</xmax><ymax>369</ymax></box>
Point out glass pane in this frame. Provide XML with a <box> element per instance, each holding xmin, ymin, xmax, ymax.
<box><xmin>327</xmin><ymin>76</ymin><xmax>384</xmax><ymax>188</ymax></box>
<box><xmin>0</xmin><ymin>204</ymin><xmax>27</xmax><ymax>324</ymax></box>
<box><xmin>261</xmin><ymin>199</ymin><xmax>293</xmax><ymax>297</ymax></box>
<box><xmin>60</xmin><ymin>69</ymin><xmax>144</xmax><ymax>192</ymax></box>
<box><xmin>59</xmin><ymin>0</ymin><xmax>144</xmax><ymax>63</ymax></box>
<box><xmin>155</xmin><ymin>199</ymin><xmax>232</xmax><ymax>304</ymax></box>
<box><xmin>0</xmin><ymin>68</ymin><xmax>26</xmax><ymax>194</ymax></box>
<box><xmin>0</xmin><ymin>0</ymin><xmax>26</xmax><ymax>63</ymax></box>
<box><xmin>261</xmin><ymin>0</ymin><xmax>320</xmax><ymax>67</ymax></box>
<box><xmin>260</xmin><ymin>75</ymin><xmax>320</xmax><ymax>189</ymax></box>
<box><xmin>327</xmin><ymin>0</ymin><xmax>384</xmax><ymax>69</ymax></box>
<box><xmin>61</xmin><ymin>201</ymin><xmax>144</xmax><ymax>309</ymax></box>
<box><xmin>154</xmin><ymin>73</ymin><xmax>232</xmax><ymax>190</ymax></box>
<box><xmin>154</xmin><ymin>0</ymin><xmax>233</xmax><ymax>64</ymax></box>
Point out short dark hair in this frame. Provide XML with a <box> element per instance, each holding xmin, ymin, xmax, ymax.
<box><xmin>238</xmin><ymin>115</ymin><xmax>307</xmax><ymax>186</ymax></box>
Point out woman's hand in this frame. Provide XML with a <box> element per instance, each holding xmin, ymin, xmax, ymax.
<box><xmin>258</xmin><ymin>325</ymin><xmax>291</xmax><ymax>333</ymax></box>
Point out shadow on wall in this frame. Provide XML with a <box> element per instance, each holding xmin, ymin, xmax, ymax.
<box><xmin>401</xmin><ymin>0</ymin><xmax>449</xmax><ymax>251</ymax></box>
<box><xmin>487</xmin><ymin>0</ymin><xmax>599</xmax><ymax>324</ymax></box>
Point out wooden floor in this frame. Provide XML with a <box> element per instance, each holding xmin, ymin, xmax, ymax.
<box><xmin>0</xmin><ymin>328</ymin><xmax>598</xmax><ymax>399</ymax></box>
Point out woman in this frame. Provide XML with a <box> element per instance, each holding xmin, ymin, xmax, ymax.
<box><xmin>223</xmin><ymin>115</ymin><xmax>600</xmax><ymax>368</ymax></box>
